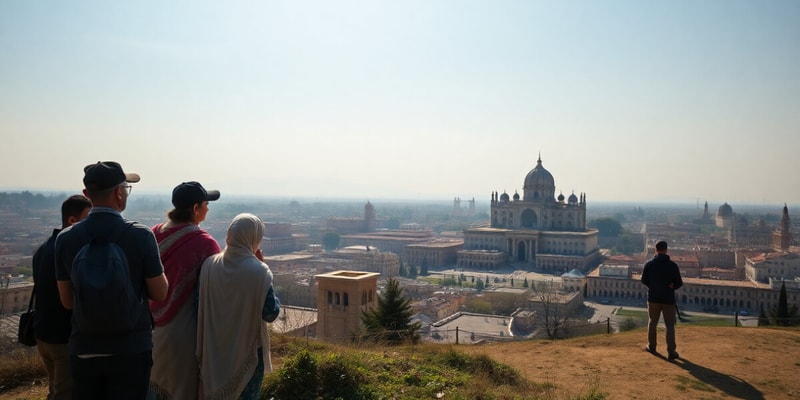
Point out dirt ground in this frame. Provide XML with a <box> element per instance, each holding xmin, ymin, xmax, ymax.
<box><xmin>3</xmin><ymin>326</ymin><xmax>798</xmax><ymax>399</ymax></box>
<box><xmin>463</xmin><ymin>325</ymin><xmax>800</xmax><ymax>399</ymax></box>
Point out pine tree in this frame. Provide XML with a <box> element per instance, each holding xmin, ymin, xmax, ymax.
<box><xmin>523</xmin><ymin>277</ymin><xmax>529</xmax><ymax>288</ymax></box>
<box><xmin>769</xmin><ymin>281</ymin><xmax>800</xmax><ymax>326</ymax></box>
<box><xmin>510</xmin><ymin>278</ymin><xmax>515</xmax><ymax>287</ymax></box>
<box><xmin>420</xmin><ymin>258</ymin><xmax>429</xmax><ymax>276</ymax></box>
<box><xmin>398</xmin><ymin>263</ymin><xmax>406</xmax><ymax>277</ymax></box>
<box><xmin>360</xmin><ymin>277</ymin><xmax>421</xmax><ymax>345</ymax></box>
<box><xmin>777</xmin><ymin>281</ymin><xmax>789</xmax><ymax>326</ymax></box>
<box><xmin>475</xmin><ymin>279</ymin><xmax>485</xmax><ymax>292</ymax></box>
<box><xmin>408</xmin><ymin>264</ymin><xmax>417</xmax><ymax>279</ymax></box>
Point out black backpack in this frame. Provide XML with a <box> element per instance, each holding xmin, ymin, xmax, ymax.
<box><xmin>71</xmin><ymin>222</ymin><xmax>144</xmax><ymax>334</ymax></box>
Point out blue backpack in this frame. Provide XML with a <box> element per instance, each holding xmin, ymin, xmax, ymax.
<box><xmin>71</xmin><ymin>222</ymin><xmax>144</xmax><ymax>334</ymax></box>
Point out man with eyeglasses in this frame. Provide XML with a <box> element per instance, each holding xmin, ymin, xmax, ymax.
<box><xmin>55</xmin><ymin>161</ymin><xmax>168</xmax><ymax>399</ymax></box>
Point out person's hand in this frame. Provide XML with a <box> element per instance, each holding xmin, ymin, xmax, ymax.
<box><xmin>255</xmin><ymin>248</ymin><xmax>263</xmax><ymax>261</ymax></box>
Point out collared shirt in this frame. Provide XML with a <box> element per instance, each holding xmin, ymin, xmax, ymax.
<box><xmin>55</xmin><ymin>210</ymin><xmax>164</xmax><ymax>356</ymax></box>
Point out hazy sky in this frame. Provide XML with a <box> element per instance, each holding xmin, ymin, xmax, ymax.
<box><xmin>1</xmin><ymin>1</ymin><xmax>798</xmax><ymax>206</ymax></box>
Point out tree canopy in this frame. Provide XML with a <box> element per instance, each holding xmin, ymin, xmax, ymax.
<box><xmin>360</xmin><ymin>277</ymin><xmax>421</xmax><ymax>345</ymax></box>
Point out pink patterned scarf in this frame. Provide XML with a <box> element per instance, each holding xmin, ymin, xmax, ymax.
<box><xmin>150</xmin><ymin>222</ymin><xmax>221</xmax><ymax>326</ymax></box>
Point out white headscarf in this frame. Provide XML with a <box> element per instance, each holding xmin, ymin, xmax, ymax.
<box><xmin>197</xmin><ymin>213</ymin><xmax>273</xmax><ymax>400</ymax></box>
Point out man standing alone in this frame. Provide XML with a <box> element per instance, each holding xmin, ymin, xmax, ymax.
<box><xmin>55</xmin><ymin>161</ymin><xmax>168</xmax><ymax>399</ymax></box>
<box><xmin>641</xmin><ymin>240</ymin><xmax>683</xmax><ymax>360</ymax></box>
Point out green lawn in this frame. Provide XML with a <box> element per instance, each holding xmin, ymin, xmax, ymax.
<box><xmin>615</xmin><ymin>307</ymin><xmax>737</xmax><ymax>327</ymax></box>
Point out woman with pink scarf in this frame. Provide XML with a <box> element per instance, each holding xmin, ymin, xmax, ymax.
<box><xmin>148</xmin><ymin>182</ymin><xmax>221</xmax><ymax>400</ymax></box>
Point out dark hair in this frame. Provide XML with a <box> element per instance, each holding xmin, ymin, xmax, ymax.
<box><xmin>655</xmin><ymin>240</ymin><xmax>668</xmax><ymax>252</ymax></box>
<box><xmin>84</xmin><ymin>183</ymin><xmax>121</xmax><ymax>201</ymax></box>
<box><xmin>61</xmin><ymin>194</ymin><xmax>92</xmax><ymax>227</ymax></box>
<box><xmin>167</xmin><ymin>207</ymin><xmax>195</xmax><ymax>224</ymax></box>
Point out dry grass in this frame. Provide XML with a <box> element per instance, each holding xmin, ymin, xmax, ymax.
<box><xmin>0</xmin><ymin>341</ymin><xmax>46</xmax><ymax>396</ymax></box>
<box><xmin>2</xmin><ymin>325</ymin><xmax>799</xmax><ymax>399</ymax></box>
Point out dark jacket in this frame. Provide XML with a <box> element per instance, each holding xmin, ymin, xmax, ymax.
<box><xmin>55</xmin><ymin>209</ymin><xmax>164</xmax><ymax>356</ymax></box>
<box><xmin>32</xmin><ymin>229</ymin><xmax>72</xmax><ymax>344</ymax></box>
<box><xmin>641</xmin><ymin>253</ymin><xmax>683</xmax><ymax>304</ymax></box>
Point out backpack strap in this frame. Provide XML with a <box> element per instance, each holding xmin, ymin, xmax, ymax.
<box><xmin>27</xmin><ymin>284</ymin><xmax>36</xmax><ymax>312</ymax></box>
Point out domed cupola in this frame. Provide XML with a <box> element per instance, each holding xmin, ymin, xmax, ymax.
<box><xmin>717</xmin><ymin>202</ymin><xmax>733</xmax><ymax>218</ymax></box>
<box><xmin>513</xmin><ymin>191</ymin><xmax>520</xmax><ymax>201</ymax></box>
<box><xmin>523</xmin><ymin>154</ymin><xmax>556</xmax><ymax>202</ymax></box>
<box><xmin>568</xmin><ymin>191</ymin><xmax>578</xmax><ymax>204</ymax></box>
<box><xmin>500</xmin><ymin>191</ymin><xmax>510</xmax><ymax>202</ymax></box>
<box><xmin>557</xmin><ymin>191</ymin><xmax>565</xmax><ymax>202</ymax></box>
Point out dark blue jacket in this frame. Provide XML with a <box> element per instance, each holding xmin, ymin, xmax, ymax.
<box><xmin>32</xmin><ymin>229</ymin><xmax>72</xmax><ymax>344</ymax></box>
<box><xmin>641</xmin><ymin>253</ymin><xmax>683</xmax><ymax>304</ymax></box>
<box><xmin>55</xmin><ymin>210</ymin><xmax>164</xmax><ymax>356</ymax></box>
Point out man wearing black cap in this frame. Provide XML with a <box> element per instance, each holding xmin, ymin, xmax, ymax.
<box><xmin>641</xmin><ymin>240</ymin><xmax>683</xmax><ymax>360</ymax></box>
<box><xmin>55</xmin><ymin>161</ymin><xmax>168</xmax><ymax>399</ymax></box>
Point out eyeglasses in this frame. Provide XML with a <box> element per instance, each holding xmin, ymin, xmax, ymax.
<box><xmin>122</xmin><ymin>185</ymin><xmax>133</xmax><ymax>195</ymax></box>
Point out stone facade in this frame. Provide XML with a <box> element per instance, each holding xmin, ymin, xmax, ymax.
<box><xmin>403</xmin><ymin>239</ymin><xmax>463</xmax><ymax>268</ymax></box>
<box><xmin>315</xmin><ymin>270</ymin><xmax>379</xmax><ymax>343</ymax></box>
<box><xmin>460</xmin><ymin>156</ymin><xmax>600</xmax><ymax>272</ymax></box>
<box><xmin>0</xmin><ymin>280</ymin><xmax>33</xmax><ymax>315</ymax></box>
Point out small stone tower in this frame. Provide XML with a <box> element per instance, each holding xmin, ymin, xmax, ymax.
<box><xmin>315</xmin><ymin>270</ymin><xmax>379</xmax><ymax>342</ymax></box>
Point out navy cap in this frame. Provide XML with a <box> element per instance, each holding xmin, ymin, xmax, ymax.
<box><xmin>172</xmin><ymin>181</ymin><xmax>220</xmax><ymax>209</ymax></box>
<box><xmin>83</xmin><ymin>161</ymin><xmax>140</xmax><ymax>191</ymax></box>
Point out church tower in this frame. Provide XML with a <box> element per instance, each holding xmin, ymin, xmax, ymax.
<box><xmin>701</xmin><ymin>201</ymin><xmax>712</xmax><ymax>223</ymax></box>
<box><xmin>773</xmin><ymin>204</ymin><xmax>792</xmax><ymax>250</ymax></box>
<box><xmin>364</xmin><ymin>201</ymin><xmax>376</xmax><ymax>232</ymax></box>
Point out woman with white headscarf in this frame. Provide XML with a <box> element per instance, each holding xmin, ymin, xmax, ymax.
<box><xmin>196</xmin><ymin>213</ymin><xmax>280</xmax><ymax>400</ymax></box>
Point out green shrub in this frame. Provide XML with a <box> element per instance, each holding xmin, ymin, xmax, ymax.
<box><xmin>264</xmin><ymin>349</ymin><xmax>318</xmax><ymax>400</ymax></box>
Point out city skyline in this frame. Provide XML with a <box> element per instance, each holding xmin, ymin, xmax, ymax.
<box><xmin>1</xmin><ymin>1</ymin><xmax>799</xmax><ymax>204</ymax></box>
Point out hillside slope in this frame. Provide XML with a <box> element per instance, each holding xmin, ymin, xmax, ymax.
<box><xmin>462</xmin><ymin>325</ymin><xmax>799</xmax><ymax>399</ymax></box>
<box><xmin>3</xmin><ymin>326</ymin><xmax>798</xmax><ymax>399</ymax></box>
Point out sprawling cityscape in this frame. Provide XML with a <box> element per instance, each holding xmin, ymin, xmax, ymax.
<box><xmin>2</xmin><ymin>158</ymin><xmax>798</xmax><ymax>344</ymax></box>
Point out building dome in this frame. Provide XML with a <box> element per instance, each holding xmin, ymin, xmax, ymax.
<box><xmin>557</xmin><ymin>192</ymin><xmax>565</xmax><ymax>202</ymax></box>
<box><xmin>522</xmin><ymin>155</ymin><xmax>556</xmax><ymax>202</ymax></box>
<box><xmin>513</xmin><ymin>191</ymin><xmax>520</xmax><ymax>201</ymax></box>
<box><xmin>524</xmin><ymin>157</ymin><xmax>555</xmax><ymax>189</ymax></box>
<box><xmin>568</xmin><ymin>192</ymin><xmax>578</xmax><ymax>204</ymax></box>
<box><xmin>717</xmin><ymin>202</ymin><xmax>733</xmax><ymax>217</ymax></box>
<box><xmin>500</xmin><ymin>192</ymin><xmax>510</xmax><ymax>202</ymax></box>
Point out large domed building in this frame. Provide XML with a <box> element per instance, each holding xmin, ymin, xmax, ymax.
<box><xmin>458</xmin><ymin>156</ymin><xmax>601</xmax><ymax>273</ymax></box>
<box><xmin>716</xmin><ymin>202</ymin><xmax>734</xmax><ymax>229</ymax></box>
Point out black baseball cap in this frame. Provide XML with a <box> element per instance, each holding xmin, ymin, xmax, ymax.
<box><xmin>172</xmin><ymin>181</ymin><xmax>220</xmax><ymax>209</ymax></box>
<box><xmin>83</xmin><ymin>161</ymin><xmax>140</xmax><ymax>191</ymax></box>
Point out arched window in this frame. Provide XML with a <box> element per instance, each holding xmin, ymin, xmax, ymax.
<box><xmin>362</xmin><ymin>291</ymin><xmax>367</xmax><ymax>305</ymax></box>
<box><xmin>335</xmin><ymin>292</ymin><xmax>340</xmax><ymax>305</ymax></box>
<box><xmin>327</xmin><ymin>291</ymin><xmax>333</xmax><ymax>304</ymax></box>
<box><xmin>343</xmin><ymin>292</ymin><xmax>349</xmax><ymax>306</ymax></box>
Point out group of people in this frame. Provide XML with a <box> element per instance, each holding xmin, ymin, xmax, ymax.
<box><xmin>29</xmin><ymin>161</ymin><xmax>686</xmax><ymax>399</ymax></box>
<box><xmin>32</xmin><ymin>161</ymin><xmax>279</xmax><ymax>400</ymax></box>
